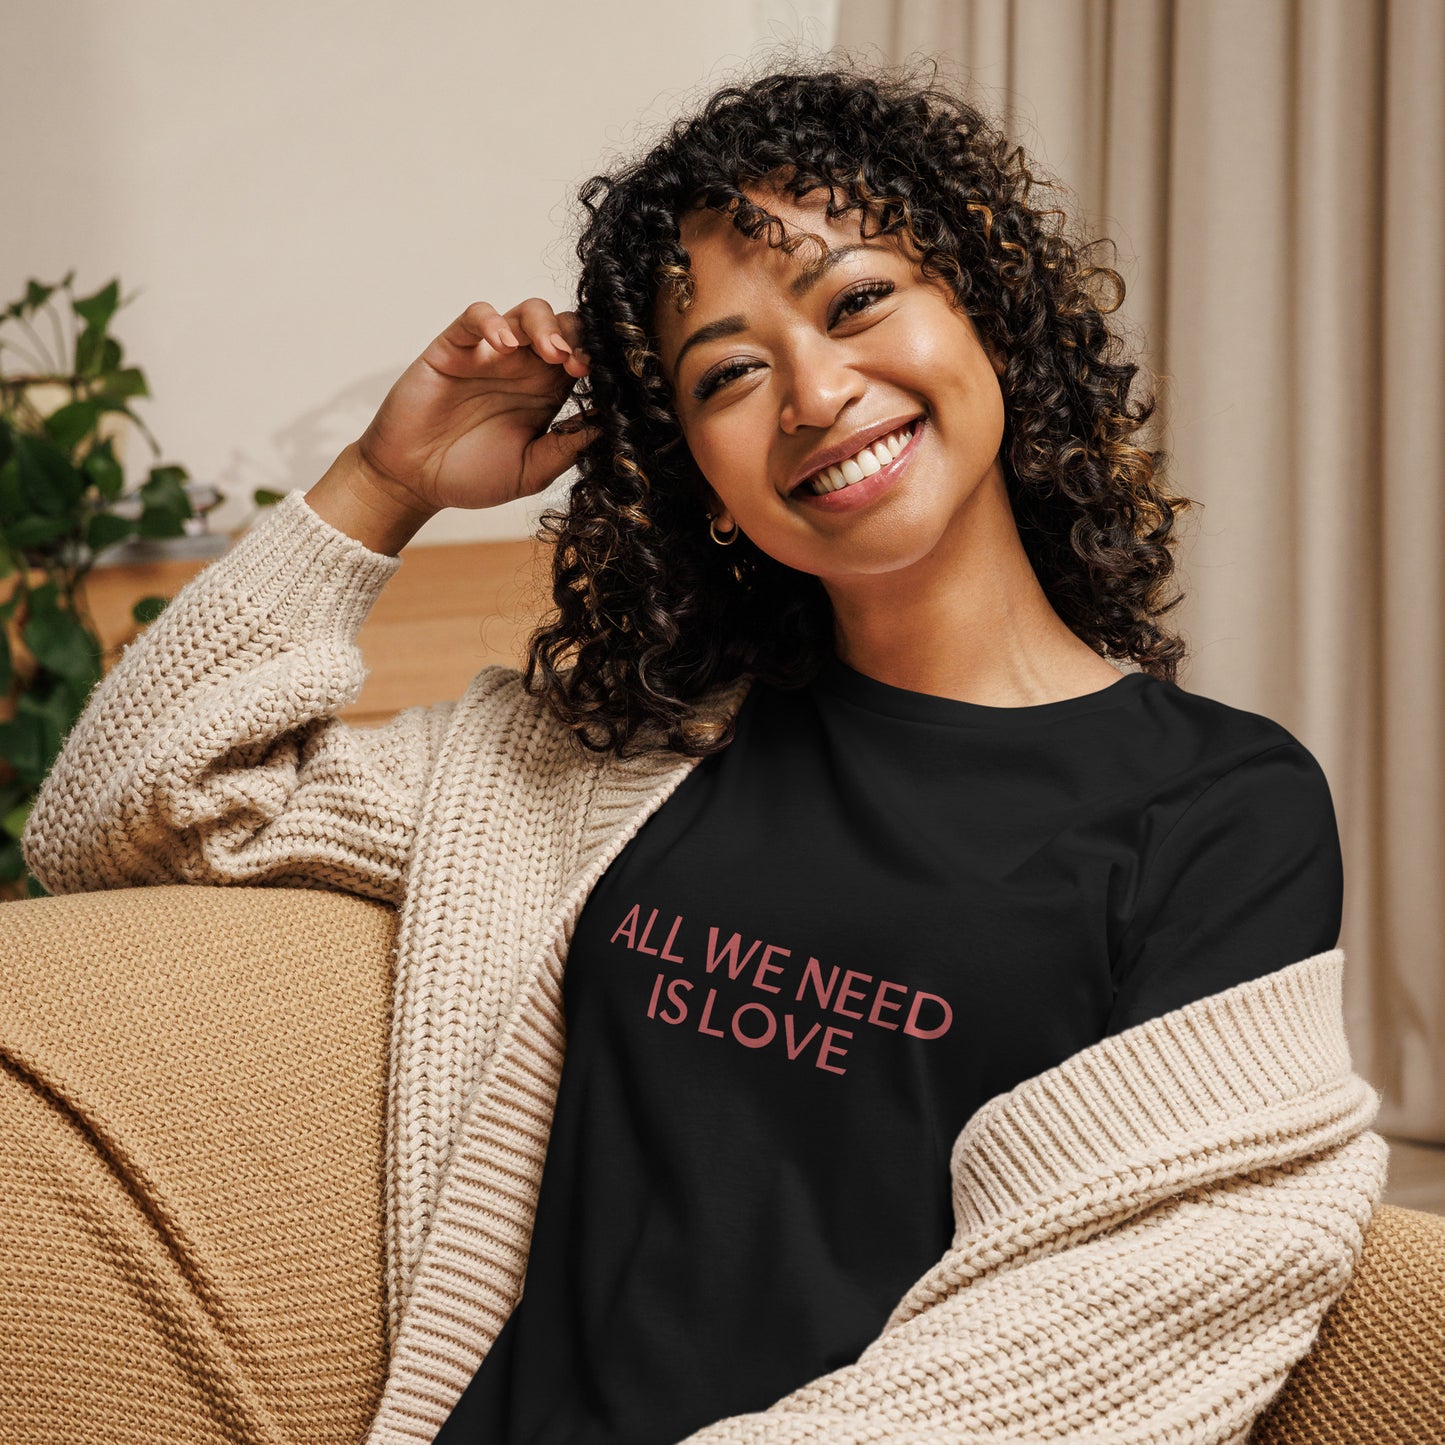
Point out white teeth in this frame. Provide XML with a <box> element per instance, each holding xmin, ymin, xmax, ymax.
<box><xmin>802</xmin><ymin>422</ymin><xmax>915</xmax><ymax>495</ymax></box>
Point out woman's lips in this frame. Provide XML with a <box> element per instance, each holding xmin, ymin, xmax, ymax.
<box><xmin>790</xmin><ymin>417</ymin><xmax>925</xmax><ymax>513</ymax></box>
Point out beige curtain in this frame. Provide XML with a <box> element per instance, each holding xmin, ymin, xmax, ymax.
<box><xmin>834</xmin><ymin>0</ymin><xmax>1445</xmax><ymax>1141</ymax></box>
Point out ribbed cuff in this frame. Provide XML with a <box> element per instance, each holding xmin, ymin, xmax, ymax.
<box><xmin>949</xmin><ymin>947</ymin><xmax>1372</xmax><ymax>1232</ymax></box>
<box><xmin>213</xmin><ymin>487</ymin><xmax>404</xmax><ymax>641</ymax></box>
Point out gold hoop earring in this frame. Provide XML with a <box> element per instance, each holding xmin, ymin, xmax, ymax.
<box><xmin>709</xmin><ymin>514</ymin><xmax>739</xmax><ymax>546</ymax></box>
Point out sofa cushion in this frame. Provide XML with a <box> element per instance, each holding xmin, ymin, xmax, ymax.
<box><xmin>0</xmin><ymin>884</ymin><xmax>395</xmax><ymax>1445</ymax></box>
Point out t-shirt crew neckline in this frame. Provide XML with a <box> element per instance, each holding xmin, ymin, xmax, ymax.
<box><xmin>812</xmin><ymin>652</ymin><xmax>1151</xmax><ymax>727</ymax></box>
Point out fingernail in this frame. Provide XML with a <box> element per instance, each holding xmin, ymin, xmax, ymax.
<box><xmin>499</xmin><ymin>327</ymin><xmax>519</xmax><ymax>347</ymax></box>
<box><xmin>550</xmin><ymin>333</ymin><xmax>572</xmax><ymax>354</ymax></box>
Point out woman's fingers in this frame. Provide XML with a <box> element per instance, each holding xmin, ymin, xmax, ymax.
<box><xmin>506</xmin><ymin>299</ymin><xmax>590</xmax><ymax>376</ymax></box>
<box><xmin>555</xmin><ymin>310</ymin><xmax>591</xmax><ymax>374</ymax></box>
<box><xmin>505</xmin><ymin>299</ymin><xmax>572</xmax><ymax>362</ymax></box>
<box><xmin>523</xmin><ymin>414</ymin><xmax>601</xmax><ymax>494</ymax></box>
<box><xmin>429</xmin><ymin>302</ymin><xmax>521</xmax><ymax>372</ymax></box>
<box><xmin>455</xmin><ymin>302</ymin><xmax>511</xmax><ymax>349</ymax></box>
<box><xmin>430</xmin><ymin>299</ymin><xmax>589</xmax><ymax>379</ymax></box>
<box><xmin>553</xmin><ymin>310</ymin><xmax>590</xmax><ymax>359</ymax></box>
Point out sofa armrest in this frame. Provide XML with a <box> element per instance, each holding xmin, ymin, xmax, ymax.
<box><xmin>1250</xmin><ymin>1201</ymin><xmax>1445</xmax><ymax>1443</ymax></box>
<box><xmin>0</xmin><ymin>884</ymin><xmax>395</xmax><ymax>1445</ymax></box>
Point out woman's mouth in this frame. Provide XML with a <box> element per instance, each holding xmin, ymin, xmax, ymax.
<box><xmin>789</xmin><ymin>417</ymin><xmax>925</xmax><ymax>512</ymax></box>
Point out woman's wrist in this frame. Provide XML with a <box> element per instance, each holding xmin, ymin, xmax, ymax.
<box><xmin>304</xmin><ymin>442</ymin><xmax>438</xmax><ymax>557</ymax></box>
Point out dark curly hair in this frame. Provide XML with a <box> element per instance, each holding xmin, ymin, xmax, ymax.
<box><xmin>522</xmin><ymin>54</ymin><xmax>1195</xmax><ymax>760</ymax></box>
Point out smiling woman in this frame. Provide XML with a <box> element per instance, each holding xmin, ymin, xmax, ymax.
<box><xmin>13</xmin><ymin>48</ymin><xmax>1377</xmax><ymax>1445</ymax></box>
<box><xmin>518</xmin><ymin>59</ymin><xmax>1196</xmax><ymax>758</ymax></box>
<box><xmin>650</xmin><ymin>186</ymin><xmax>1014</xmax><ymax>575</ymax></box>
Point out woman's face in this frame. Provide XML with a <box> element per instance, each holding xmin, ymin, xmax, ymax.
<box><xmin>651</xmin><ymin>185</ymin><xmax>1009</xmax><ymax>583</ymax></box>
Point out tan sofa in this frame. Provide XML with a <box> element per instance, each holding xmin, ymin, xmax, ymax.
<box><xmin>2</xmin><ymin>883</ymin><xmax>1442</xmax><ymax>1444</ymax></box>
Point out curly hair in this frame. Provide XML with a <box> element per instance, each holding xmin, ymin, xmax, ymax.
<box><xmin>522</xmin><ymin>55</ymin><xmax>1195</xmax><ymax>761</ymax></box>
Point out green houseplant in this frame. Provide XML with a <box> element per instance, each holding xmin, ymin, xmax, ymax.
<box><xmin>0</xmin><ymin>273</ymin><xmax>217</xmax><ymax>899</ymax></box>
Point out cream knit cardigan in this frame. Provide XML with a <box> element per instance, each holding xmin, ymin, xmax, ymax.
<box><xmin>22</xmin><ymin>489</ymin><xmax>1389</xmax><ymax>1445</ymax></box>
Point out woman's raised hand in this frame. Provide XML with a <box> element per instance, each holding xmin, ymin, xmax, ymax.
<box><xmin>353</xmin><ymin>299</ymin><xmax>598</xmax><ymax>514</ymax></box>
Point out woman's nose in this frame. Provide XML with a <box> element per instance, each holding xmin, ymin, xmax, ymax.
<box><xmin>777</xmin><ymin>339</ymin><xmax>865</xmax><ymax>434</ymax></box>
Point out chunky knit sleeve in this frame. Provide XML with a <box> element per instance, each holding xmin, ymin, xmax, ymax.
<box><xmin>672</xmin><ymin>949</ymin><xmax>1388</xmax><ymax>1445</ymax></box>
<box><xmin>20</xmin><ymin>488</ymin><xmax>454</xmax><ymax>907</ymax></box>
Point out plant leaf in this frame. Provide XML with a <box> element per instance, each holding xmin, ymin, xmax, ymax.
<box><xmin>76</xmin><ymin>324</ymin><xmax>106</xmax><ymax>377</ymax></box>
<box><xmin>23</xmin><ymin>280</ymin><xmax>56</xmax><ymax>314</ymax></box>
<box><xmin>22</xmin><ymin>599</ymin><xmax>101</xmax><ymax>683</ymax></box>
<box><xmin>82</xmin><ymin>437</ymin><xmax>125</xmax><ymax>499</ymax></box>
<box><xmin>58</xmin><ymin>670</ymin><xmax>97</xmax><ymax>721</ymax></box>
<box><xmin>86</xmin><ymin>510</ymin><xmax>135</xmax><ymax>552</ymax></box>
<box><xmin>0</xmin><ymin>455</ymin><xmax>25</xmax><ymax>522</ymax></box>
<box><xmin>24</xmin><ymin>577</ymin><xmax>56</xmax><ymax>611</ymax></box>
<box><xmin>73</xmin><ymin>279</ymin><xmax>120</xmax><ymax>332</ymax></box>
<box><xmin>137</xmin><ymin>464</ymin><xmax>193</xmax><ymax>536</ymax></box>
<box><xmin>44</xmin><ymin>399</ymin><xmax>101</xmax><ymax>452</ymax></box>
<box><xmin>0</xmin><ymin>774</ymin><xmax>29</xmax><ymax>814</ymax></box>
<box><xmin>0</xmin><ymin>713</ymin><xmax>47</xmax><ymax>785</ymax></box>
<box><xmin>137</xmin><ymin>508</ymin><xmax>189</xmax><ymax>538</ymax></box>
<box><xmin>5</xmin><ymin>513</ymin><xmax>73</xmax><ymax>547</ymax></box>
<box><xmin>143</xmin><ymin>463</ymin><xmax>190</xmax><ymax>495</ymax></box>
<box><xmin>132</xmin><ymin>594</ymin><xmax>169</xmax><ymax>625</ymax></box>
<box><xmin>13</xmin><ymin>687</ymin><xmax>78</xmax><ymax>781</ymax></box>
<box><xmin>13</xmin><ymin>433</ymin><xmax>84</xmax><ymax>514</ymax></box>
<box><xmin>1</xmin><ymin>794</ymin><xmax>30</xmax><ymax>843</ymax></box>
<box><xmin>98</xmin><ymin>366</ymin><xmax>148</xmax><ymax>401</ymax></box>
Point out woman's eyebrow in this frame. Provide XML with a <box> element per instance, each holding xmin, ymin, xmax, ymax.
<box><xmin>669</xmin><ymin>242</ymin><xmax>894</xmax><ymax>381</ymax></box>
<box><xmin>671</xmin><ymin>315</ymin><xmax>747</xmax><ymax>382</ymax></box>
<box><xmin>788</xmin><ymin>240</ymin><xmax>890</xmax><ymax>297</ymax></box>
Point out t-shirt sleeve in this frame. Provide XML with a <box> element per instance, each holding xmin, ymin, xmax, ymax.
<box><xmin>1104</xmin><ymin>739</ymin><xmax>1344</xmax><ymax>1037</ymax></box>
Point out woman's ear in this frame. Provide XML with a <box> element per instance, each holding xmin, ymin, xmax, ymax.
<box><xmin>702</xmin><ymin>482</ymin><xmax>735</xmax><ymax>533</ymax></box>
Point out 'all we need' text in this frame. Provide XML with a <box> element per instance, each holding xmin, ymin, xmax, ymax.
<box><xmin>610</xmin><ymin>903</ymin><xmax>954</xmax><ymax>1077</ymax></box>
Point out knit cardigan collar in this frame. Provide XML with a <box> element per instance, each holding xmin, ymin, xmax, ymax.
<box><xmin>364</xmin><ymin>667</ymin><xmax>1386</xmax><ymax>1445</ymax></box>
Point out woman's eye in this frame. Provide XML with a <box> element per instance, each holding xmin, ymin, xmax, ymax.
<box><xmin>693</xmin><ymin>359</ymin><xmax>757</xmax><ymax>401</ymax></box>
<box><xmin>690</xmin><ymin>281</ymin><xmax>896</xmax><ymax>402</ymax></box>
<box><xmin>830</xmin><ymin>279</ymin><xmax>895</xmax><ymax>323</ymax></box>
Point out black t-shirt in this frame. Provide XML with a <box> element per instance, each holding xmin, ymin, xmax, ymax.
<box><xmin>433</xmin><ymin>656</ymin><xmax>1343</xmax><ymax>1445</ymax></box>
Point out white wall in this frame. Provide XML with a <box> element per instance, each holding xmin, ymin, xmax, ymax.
<box><xmin>0</xmin><ymin>0</ymin><xmax>838</xmax><ymax>544</ymax></box>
